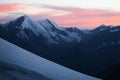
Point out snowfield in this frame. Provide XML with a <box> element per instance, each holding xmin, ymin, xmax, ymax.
<box><xmin>0</xmin><ymin>61</ymin><xmax>51</xmax><ymax>80</ymax></box>
<box><xmin>0</xmin><ymin>38</ymin><xmax>101</xmax><ymax>80</ymax></box>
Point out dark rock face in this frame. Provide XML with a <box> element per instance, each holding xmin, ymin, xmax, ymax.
<box><xmin>96</xmin><ymin>64</ymin><xmax>120</xmax><ymax>80</ymax></box>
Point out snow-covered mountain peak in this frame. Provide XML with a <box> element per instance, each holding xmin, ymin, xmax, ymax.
<box><xmin>14</xmin><ymin>15</ymin><xmax>48</xmax><ymax>36</ymax></box>
<box><xmin>38</xmin><ymin>19</ymin><xmax>83</xmax><ymax>43</ymax></box>
<box><xmin>19</xmin><ymin>15</ymin><xmax>30</xmax><ymax>20</ymax></box>
<box><xmin>22</xmin><ymin>15</ymin><xmax>30</xmax><ymax>18</ymax></box>
<box><xmin>38</xmin><ymin>19</ymin><xmax>64</xmax><ymax>31</ymax></box>
<box><xmin>66</xmin><ymin>27</ymin><xmax>81</xmax><ymax>32</ymax></box>
<box><xmin>0</xmin><ymin>15</ymin><xmax>83</xmax><ymax>44</ymax></box>
<box><xmin>93</xmin><ymin>25</ymin><xmax>114</xmax><ymax>32</ymax></box>
<box><xmin>15</xmin><ymin>15</ymin><xmax>31</xmax><ymax>23</ymax></box>
<box><xmin>98</xmin><ymin>24</ymin><xmax>107</xmax><ymax>30</ymax></box>
<box><xmin>98</xmin><ymin>25</ymin><xmax>114</xmax><ymax>30</ymax></box>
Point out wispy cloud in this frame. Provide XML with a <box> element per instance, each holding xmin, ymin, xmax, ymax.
<box><xmin>39</xmin><ymin>5</ymin><xmax>120</xmax><ymax>28</ymax></box>
<box><xmin>1</xmin><ymin>4</ymin><xmax>120</xmax><ymax>28</ymax></box>
<box><xmin>0</xmin><ymin>3</ymin><xmax>45</xmax><ymax>17</ymax></box>
<box><xmin>0</xmin><ymin>3</ymin><xmax>27</xmax><ymax>12</ymax></box>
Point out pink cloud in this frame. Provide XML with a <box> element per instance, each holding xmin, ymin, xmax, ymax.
<box><xmin>1</xmin><ymin>4</ymin><xmax>120</xmax><ymax>29</ymax></box>
<box><xmin>0</xmin><ymin>3</ymin><xmax>22</xmax><ymax>12</ymax></box>
<box><xmin>0</xmin><ymin>3</ymin><xmax>31</xmax><ymax>13</ymax></box>
<box><xmin>40</xmin><ymin>5</ymin><xmax>120</xmax><ymax>28</ymax></box>
<box><xmin>0</xmin><ymin>15</ymin><xmax>5</xmax><ymax>18</ymax></box>
<box><xmin>0</xmin><ymin>3</ymin><xmax>33</xmax><ymax>19</ymax></box>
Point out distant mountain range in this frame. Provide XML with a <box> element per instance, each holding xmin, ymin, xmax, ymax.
<box><xmin>0</xmin><ymin>15</ymin><xmax>120</xmax><ymax>79</ymax></box>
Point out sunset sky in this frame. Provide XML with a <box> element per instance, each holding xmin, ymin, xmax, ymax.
<box><xmin>0</xmin><ymin>0</ymin><xmax>120</xmax><ymax>29</ymax></box>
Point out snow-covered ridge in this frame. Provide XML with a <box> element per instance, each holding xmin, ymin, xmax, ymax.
<box><xmin>38</xmin><ymin>19</ymin><xmax>82</xmax><ymax>42</ymax></box>
<box><xmin>6</xmin><ymin>15</ymin><xmax>82</xmax><ymax>44</ymax></box>
<box><xmin>92</xmin><ymin>25</ymin><xmax>120</xmax><ymax>33</ymax></box>
<box><xmin>0</xmin><ymin>38</ymin><xmax>101</xmax><ymax>80</ymax></box>
<box><xmin>17</xmin><ymin>15</ymin><xmax>48</xmax><ymax>36</ymax></box>
<box><xmin>38</xmin><ymin>19</ymin><xmax>64</xmax><ymax>31</ymax></box>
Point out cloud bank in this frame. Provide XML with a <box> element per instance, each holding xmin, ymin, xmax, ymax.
<box><xmin>0</xmin><ymin>3</ymin><xmax>120</xmax><ymax>28</ymax></box>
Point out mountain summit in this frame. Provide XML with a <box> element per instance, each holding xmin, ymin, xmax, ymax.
<box><xmin>0</xmin><ymin>15</ymin><xmax>82</xmax><ymax>44</ymax></box>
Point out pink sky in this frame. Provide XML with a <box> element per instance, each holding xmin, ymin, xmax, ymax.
<box><xmin>0</xmin><ymin>3</ymin><xmax>120</xmax><ymax>29</ymax></box>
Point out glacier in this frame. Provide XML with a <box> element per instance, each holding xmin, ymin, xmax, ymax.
<box><xmin>0</xmin><ymin>38</ymin><xmax>101</xmax><ymax>80</ymax></box>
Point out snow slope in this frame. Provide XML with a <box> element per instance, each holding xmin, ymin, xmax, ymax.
<box><xmin>0</xmin><ymin>38</ymin><xmax>101</xmax><ymax>80</ymax></box>
<box><xmin>0</xmin><ymin>61</ymin><xmax>51</xmax><ymax>80</ymax></box>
